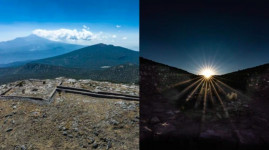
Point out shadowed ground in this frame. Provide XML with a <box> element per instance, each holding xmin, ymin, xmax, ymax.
<box><xmin>140</xmin><ymin>57</ymin><xmax>269</xmax><ymax>150</ymax></box>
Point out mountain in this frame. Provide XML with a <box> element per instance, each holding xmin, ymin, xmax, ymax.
<box><xmin>0</xmin><ymin>34</ymin><xmax>83</xmax><ymax>64</ymax></box>
<box><xmin>33</xmin><ymin>43</ymin><xmax>139</xmax><ymax>70</ymax></box>
<box><xmin>0</xmin><ymin>63</ymin><xmax>139</xmax><ymax>85</ymax></box>
<box><xmin>217</xmin><ymin>63</ymin><xmax>269</xmax><ymax>91</ymax></box>
<box><xmin>140</xmin><ymin>57</ymin><xmax>196</xmax><ymax>93</ymax></box>
<box><xmin>87</xmin><ymin>63</ymin><xmax>139</xmax><ymax>83</ymax></box>
<box><xmin>0</xmin><ymin>60</ymin><xmax>32</xmax><ymax>68</ymax></box>
<box><xmin>0</xmin><ymin>43</ymin><xmax>139</xmax><ymax>84</ymax></box>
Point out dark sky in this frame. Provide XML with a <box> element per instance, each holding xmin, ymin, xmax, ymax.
<box><xmin>140</xmin><ymin>0</ymin><xmax>269</xmax><ymax>74</ymax></box>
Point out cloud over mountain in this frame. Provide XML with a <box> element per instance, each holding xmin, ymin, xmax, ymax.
<box><xmin>31</xmin><ymin>26</ymin><xmax>138</xmax><ymax>51</ymax></box>
<box><xmin>33</xmin><ymin>26</ymin><xmax>96</xmax><ymax>43</ymax></box>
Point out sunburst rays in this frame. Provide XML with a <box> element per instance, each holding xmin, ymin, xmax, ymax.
<box><xmin>161</xmin><ymin>75</ymin><xmax>240</xmax><ymax>121</ymax></box>
<box><xmin>156</xmin><ymin>62</ymin><xmax>250</xmax><ymax>142</ymax></box>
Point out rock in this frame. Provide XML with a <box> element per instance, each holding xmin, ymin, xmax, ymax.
<box><xmin>42</xmin><ymin>114</ymin><xmax>47</xmax><ymax>118</ymax></box>
<box><xmin>143</xmin><ymin>126</ymin><xmax>152</xmax><ymax>132</ymax></box>
<box><xmin>68</xmin><ymin>134</ymin><xmax>73</xmax><ymax>138</ymax></box>
<box><xmin>5</xmin><ymin>114</ymin><xmax>13</xmax><ymax>118</ymax></box>
<box><xmin>88</xmin><ymin>137</ymin><xmax>95</xmax><ymax>144</ymax></box>
<box><xmin>100</xmin><ymin>137</ymin><xmax>109</xmax><ymax>142</ymax></box>
<box><xmin>110</xmin><ymin>119</ymin><xmax>119</xmax><ymax>125</ymax></box>
<box><xmin>200</xmin><ymin>129</ymin><xmax>233</xmax><ymax>141</ymax></box>
<box><xmin>6</xmin><ymin>128</ymin><xmax>13</xmax><ymax>132</ymax></box>
<box><xmin>21</xmin><ymin>145</ymin><xmax>26</xmax><ymax>150</ymax></box>
<box><xmin>150</xmin><ymin>116</ymin><xmax>160</xmax><ymax>124</ymax></box>
<box><xmin>32</xmin><ymin>88</ymin><xmax>38</xmax><ymax>92</ymax></box>
<box><xmin>63</xmin><ymin>127</ymin><xmax>68</xmax><ymax>131</ymax></box>
<box><xmin>127</xmin><ymin>104</ymin><xmax>136</xmax><ymax>110</ymax></box>
<box><xmin>58</xmin><ymin>125</ymin><xmax>62</xmax><ymax>131</ymax></box>
<box><xmin>200</xmin><ymin>130</ymin><xmax>216</xmax><ymax>138</ymax></box>
<box><xmin>116</xmin><ymin>101</ymin><xmax>124</xmax><ymax>105</ymax></box>
<box><xmin>132</xmin><ymin>118</ymin><xmax>139</xmax><ymax>123</ymax></box>
<box><xmin>154</xmin><ymin>123</ymin><xmax>176</xmax><ymax>135</ymax></box>
<box><xmin>31</xmin><ymin>111</ymin><xmax>40</xmax><ymax>117</ymax></box>
<box><xmin>243</xmin><ymin>104</ymin><xmax>249</xmax><ymax>108</ymax></box>
<box><xmin>74</xmin><ymin>127</ymin><xmax>79</xmax><ymax>132</ymax></box>
<box><xmin>174</xmin><ymin>110</ymin><xmax>181</xmax><ymax>114</ymax></box>
<box><xmin>67</xmin><ymin>79</ymin><xmax>76</xmax><ymax>83</ymax></box>
<box><xmin>236</xmin><ymin>130</ymin><xmax>259</xmax><ymax>144</ymax></box>
<box><xmin>92</xmin><ymin>143</ymin><xmax>99</xmax><ymax>149</ymax></box>
<box><xmin>216</xmin><ymin>113</ymin><xmax>222</xmax><ymax>119</ymax></box>
<box><xmin>62</xmin><ymin>131</ymin><xmax>68</xmax><ymax>136</ymax></box>
<box><xmin>253</xmin><ymin>116</ymin><xmax>268</xmax><ymax>125</ymax></box>
<box><xmin>106</xmin><ymin>141</ymin><xmax>112</xmax><ymax>150</ymax></box>
<box><xmin>166</xmin><ymin>111</ymin><xmax>175</xmax><ymax>116</ymax></box>
<box><xmin>94</xmin><ymin>131</ymin><xmax>99</xmax><ymax>136</ymax></box>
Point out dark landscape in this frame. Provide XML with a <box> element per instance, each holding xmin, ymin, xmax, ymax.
<box><xmin>140</xmin><ymin>57</ymin><xmax>269</xmax><ymax>150</ymax></box>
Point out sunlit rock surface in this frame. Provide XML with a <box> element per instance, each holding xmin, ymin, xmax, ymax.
<box><xmin>0</xmin><ymin>78</ymin><xmax>139</xmax><ymax>149</ymax></box>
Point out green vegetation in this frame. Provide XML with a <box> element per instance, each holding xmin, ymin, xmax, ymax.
<box><xmin>0</xmin><ymin>63</ymin><xmax>139</xmax><ymax>85</ymax></box>
<box><xmin>0</xmin><ymin>44</ymin><xmax>139</xmax><ymax>85</ymax></box>
<box><xmin>34</xmin><ymin>43</ymin><xmax>139</xmax><ymax>70</ymax></box>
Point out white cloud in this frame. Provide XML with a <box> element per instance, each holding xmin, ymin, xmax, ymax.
<box><xmin>31</xmin><ymin>27</ymin><xmax>139</xmax><ymax>51</ymax></box>
<box><xmin>116</xmin><ymin>25</ymin><xmax>121</xmax><ymax>28</ymax></box>
<box><xmin>83</xmin><ymin>25</ymin><xmax>90</xmax><ymax>30</ymax></box>
<box><xmin>33</xmin><ymin>28</ymin><xmax>97</xmax><ymax>43</ymax></box>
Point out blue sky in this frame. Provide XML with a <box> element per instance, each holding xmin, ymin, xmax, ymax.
<box><xmin>0</xmin><ymin>0</ymin><xmax>139</xmax><ymax>50</ymax></box>
<box><xmin>141</xmin><ymin>0</ymin><xmax>269</xmax><ymax>74</ymax></box>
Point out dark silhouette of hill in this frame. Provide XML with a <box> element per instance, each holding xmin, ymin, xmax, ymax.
<box><xmin>140</xmin><ymin>57</ymin><xmax>192</xmax><ymax>74</ymax></box>
<box><xmin>0</xmin><ymin>34</ymin><xmax>83</xmax><ymax>64</ymax></box>
<box><xmin>217</xmin><ymin>63</ymin><xmax>269</xmax><ymax>92</ymax></box>
<box><xmin>140</xmin><ymin>57</ymin><xmax>269</xmax><ymax>150</ymax></box>
<box><xmin>140</xmin><ymin>57</ymin><xmax>196</xmax><ymax>94</ymax></box>
<box><xmin>33</xmin><ymin>43</ymin><xmax>139</xmax><ymax>70</ymax></box>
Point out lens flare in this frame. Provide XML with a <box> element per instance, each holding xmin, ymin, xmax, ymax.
<box><xmin>200</xmin><ymin>68</ymin><xmax>215</xmax><ymax>79</ymax></box>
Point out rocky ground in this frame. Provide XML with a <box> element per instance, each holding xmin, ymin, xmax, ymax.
<box><xmin>0</xmin><ymin>78</ymin><xmax>139</xmax><ymax>150</ymax></box>
<box><xmin>140</xmin><ymin>58</ymin><xmax>269</xmax><ymax>150</ymax></box>
<box><xmin>61</xmin><ymin>78</ymin><xmax>138</xmax><ymax>96</ymax></box>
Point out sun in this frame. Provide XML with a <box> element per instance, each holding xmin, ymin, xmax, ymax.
<box><xmin>200</xmin><ymin>68</ymin><xmax>215</xmax><ymax>79</ymax></box>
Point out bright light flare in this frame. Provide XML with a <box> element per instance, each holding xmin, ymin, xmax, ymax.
<box><xmin>200</xmin><ymin>68</ymin><xmax>215</xmax><ymax>79</ymax></box>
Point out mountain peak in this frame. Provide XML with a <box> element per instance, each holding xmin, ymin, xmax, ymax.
<box><xmin>34</xmin><ymin>43</ymin><xmax>139</xmax><ymax>70</ymax></box>
<box><xmin>0</xmin><ymin>34</ymin><xmax>84</xmax><ymax>64</ymax></box>
<box><xmin>96</xmin><ymin>43</ymin><xmax>107</xmax><ymax>45</ymax></box>
<box><xmin>27</xmin><ymin>34</ymin><xmax>42</xmax><ymax>38</ymax></box>
<box><xmin>94</xmin><ymin>43</ymin><xmax>110</xmax><ymax>47</ymax></box>
<box><xmin>13</xmin><ymin>34</ymin><xmax>48</xmax><ymax>42</ymax></box>
<box><xmin>94</xmin><ymin>43</ymin><xmax>117</xmax><ymax>47</ymax></box>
